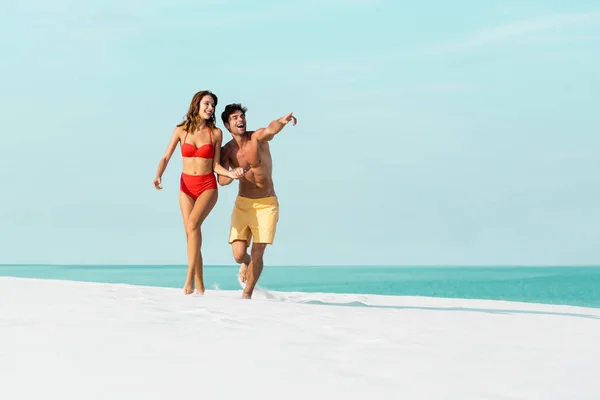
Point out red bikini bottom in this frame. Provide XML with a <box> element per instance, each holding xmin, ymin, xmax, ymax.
<box><xmin>180</xmin><ymin>172</ymin><xmax>217</xmax><ymax>200</ymax></box>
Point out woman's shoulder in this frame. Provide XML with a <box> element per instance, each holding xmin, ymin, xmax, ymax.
<box><xmin>172</xmin><ymin>124</ymin><xmax>187</xmax><ymax>139</ymax></box>
<box><xmin>212</xmin><ymin>126</ymin><xmax>223</xmax><ymax>137</ymax></box>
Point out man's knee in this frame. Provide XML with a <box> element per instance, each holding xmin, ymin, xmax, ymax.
<box><xmin>233</xmin><ymin>253</ymin><xmax>246</xmax><ymax>264</ymax></box>
<box><xmin>232</xmin><ymin>241</ymin><xmax>248</xmax><ymax>263</ymax></box>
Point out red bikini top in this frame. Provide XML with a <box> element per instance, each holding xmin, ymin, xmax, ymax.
<box><xmin>181</xmin><ymin>129</ymin><xmax>214</xmax><ymax>159</ymax></box>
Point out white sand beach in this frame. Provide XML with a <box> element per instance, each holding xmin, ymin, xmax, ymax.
<box><xmin>1</xmin><ymin>276</ymin><xmax>599</xmax><ymax>399</ymax></box>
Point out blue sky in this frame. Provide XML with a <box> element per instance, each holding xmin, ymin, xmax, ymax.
<box><xmin>1</xmin><ymin>0</ymin><xmax>599</xmax><ymax>266</ymax></box>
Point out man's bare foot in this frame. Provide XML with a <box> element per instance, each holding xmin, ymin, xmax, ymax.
<box><xmin>195</xmin><ymin>286</ymin><xmax>205</xmax><ymax>295</ymax></box>
<box><xmin>238</xmin><ymin>263</ymin><xmax>248</xmax><ymax>284</ymax></box>
<box><xmin>242</xmin><ymin>291</ymin><xmax>251</xmax><ymax>299</ymax></box>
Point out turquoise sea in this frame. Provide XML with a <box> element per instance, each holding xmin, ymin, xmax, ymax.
<box><xmin>1</xmin><ymin>264</ymin><xmax>599</xmax><ymax>308</ymax></box>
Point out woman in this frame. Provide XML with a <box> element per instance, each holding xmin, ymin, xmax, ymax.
<box><xmin>153</xmin><ymin>90</ymin><xmax>244</xmax><ymax>295</ymax></box>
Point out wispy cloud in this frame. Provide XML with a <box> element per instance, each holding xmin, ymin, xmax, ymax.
<box><xmin>553</xmin><ymin>153</ymin><xmax>595</xmax><ymax>161</ymax></box>
<box><xmin>171</xmin><ymin>0</ymin><xmax>384</xmax><ymax>30</ymax></box>
<box><xmin>244</xmin><ymin>59</ymin><xmax>373</xmax><ymax>75</ymax></box>
<box><xmin>410</xmin><ymin>82</ymin><xmax>472</xmax><ymax>94</ymax></box>
<box><xmin>426</xmin><ymin>10</ymin><xmax>600</xmax><ymax>54</ymax></box>
<box><xmin>4</xmin><ymin>0</ymin><xmax>384</xmax><ymax>41</ymax></box>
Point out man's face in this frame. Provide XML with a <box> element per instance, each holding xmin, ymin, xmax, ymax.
<box><xmin>226</xmin><ymin>111</ymin><xmax>246</xmax><ymax>135</ymax></box>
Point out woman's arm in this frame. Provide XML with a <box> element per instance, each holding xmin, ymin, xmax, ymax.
<box><xmin>217</xmin><ymin>145</ymin><xmax>234</xmax><ymax>186</ymax></box>
<box><xmin>153</xmin><ymin>127</ymin><xmax>181</xmax><ymax>190</ymax></box>
<box><xmin>212</xmin><ymin>128</ymin><xmax>244</xmax><ymax>180</ymax></box>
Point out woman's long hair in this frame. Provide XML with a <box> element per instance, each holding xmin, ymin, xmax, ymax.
<box><xmin>177</xmin><ymin>90</ymin><xmax>218</xmax><ymax>133</ymax></box>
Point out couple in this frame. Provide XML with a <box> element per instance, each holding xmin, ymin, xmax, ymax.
<box><xmin>153</xmin><ymin>90</ymin><xmax>296</xmax><ymax>299</ymax></box>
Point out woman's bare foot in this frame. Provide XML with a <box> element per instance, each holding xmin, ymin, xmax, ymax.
<box><xmin>183</xmin><ymin>275</ymin><xmax>194</xmax><ymax>295</ymax></box>
<box><xmin>194</xmin><ymin>272</ymin><xmax>204</xmax><ymax>295</ymax></box>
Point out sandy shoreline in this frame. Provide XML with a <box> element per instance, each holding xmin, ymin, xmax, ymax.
<box><xmin>2</xmin><ymin>276</ymin><xmax>599</xmax><ymax>399</ymax></box>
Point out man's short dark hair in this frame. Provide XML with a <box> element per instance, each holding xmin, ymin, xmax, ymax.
<box><xmin>221</xmin><ymin>103</ymin><xmax>247</xmax><ymax>125</ymax></box>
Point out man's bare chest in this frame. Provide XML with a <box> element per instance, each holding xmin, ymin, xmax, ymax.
<box><xmin>234</xmin><ymin>145</ymin><xmax>262</xmax><ymax>168</ymax></box>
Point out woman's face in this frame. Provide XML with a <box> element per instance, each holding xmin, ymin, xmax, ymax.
<box><xmin>198</xmin><ymin>95</ymin><xmax>215</xmax><ymax>120</ymax></box>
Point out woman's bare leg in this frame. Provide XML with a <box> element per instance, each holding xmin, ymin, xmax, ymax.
<box><xmin>184</xmin><ymin>188</ymin><xmax>218</xmax><ymax>295</ymax></box>
<box><xmin>179</xmin><ymin>192</ymin><xmax>196</xmax><ymax>294</ymax></box>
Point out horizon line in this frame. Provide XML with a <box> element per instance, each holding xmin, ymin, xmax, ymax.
<box><xmin>1</xmin><ymin>263</ymin><xmax>599</xmax><ymax>268</ymax></box>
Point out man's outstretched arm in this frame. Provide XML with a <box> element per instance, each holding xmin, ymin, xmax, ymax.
<box><xmin>254</xmin><ymin>112</ymin><xmax>297</xmax><ymax>142</ymax></box>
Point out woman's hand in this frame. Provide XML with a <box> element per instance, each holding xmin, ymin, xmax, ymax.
<box><xmin>153</xmin><ymin>176</ymin><xmax>163</xmax><ymax>190</ymax></box>
<box><xmin>228</xmin><ymin>168</ymin><xmax>246</xmax><ymax>180</ymax></box>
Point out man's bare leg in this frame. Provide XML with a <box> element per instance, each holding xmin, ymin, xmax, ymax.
<box><xmin>232</xmin><ymin>240</ymin><xmax>250</xmax><ymax>283</ymax></box>
<box><xmin>243</xmin><ymin>243</ymin><xmax>267</xmax><ymax>299</ymax></box>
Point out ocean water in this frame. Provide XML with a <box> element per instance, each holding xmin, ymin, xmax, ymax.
<box><xmin>1</xmin><ymin>264</ymin><xmax>599</xmax><ymax>308</ymax></box>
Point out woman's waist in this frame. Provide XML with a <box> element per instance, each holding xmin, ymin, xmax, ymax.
<box><xmin>181</xmin><ymin>160</ymin><xmax>213</xmax><ymax>176</ymax></box>
<box><xmin>181</xmin><ymin>171</ymin><xmax>215</xmax><ymax>178</ymax></box>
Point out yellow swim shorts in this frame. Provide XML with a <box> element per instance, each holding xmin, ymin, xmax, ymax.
<box><xmin>228</xmin><ymin>196</ymin><xmax>279</xmax><ymax>244</ymax></box>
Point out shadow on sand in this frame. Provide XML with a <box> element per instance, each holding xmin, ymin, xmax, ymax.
<box><xmin>297</xmin><ymin>300</ymin><xmax>600</xmax><ymax>320</ymax></box>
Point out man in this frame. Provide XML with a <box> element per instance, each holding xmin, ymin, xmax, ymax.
<box><xmin>218</xmin><ymin>103</ymin><xmax>297</xmax><ymax>299</ymax></box>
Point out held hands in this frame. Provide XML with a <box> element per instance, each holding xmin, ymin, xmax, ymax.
<box><xmin>228</xmin><ymin>167</ymin><xmax>246</xmax><ymax>180</ymax></box>
<box><xmin>278</xmin><ymin>112</ymin><xmax>297</xmax><ymax>126</ymax></box>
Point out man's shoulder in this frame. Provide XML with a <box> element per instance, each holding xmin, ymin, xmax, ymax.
<box><xmin>250</xmin><ymin>130</ymin><xmax>270</xmax><ymax>149</ymax></box>
<box><xmin>222</xmin><ymin>138</ymin><xmax>235</xmax><ymax>150</ymax></box>
<box><xmin>248</xmin><ymin>129</ymin><xmax>268</xmax><ymax>145</ymax></box>
<box><xmin>220</xmin><ymin>139</ymin><xmax>234</xmax><ymax>159</ymax></box>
